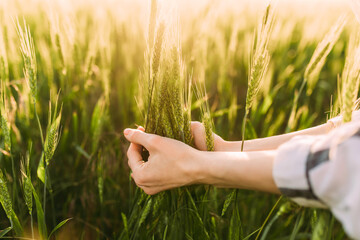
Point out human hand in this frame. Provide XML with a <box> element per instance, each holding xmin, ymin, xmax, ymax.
<box><xmin>124</xmin><ymin>127</ymin><xmax>203</xmax><ymax>195</ymax></box>
<box><xmin>191</xmin><ymin>121</ymin><xmax>226</xmax><ymax>151</ymax></box>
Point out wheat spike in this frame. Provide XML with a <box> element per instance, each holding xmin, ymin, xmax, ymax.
<box><xmin>148</xmin><ymin>0</ymin><xmax>158</xmax><ymax>50</ymax></box>
<box><xmin>0</xmin><ymin>27</ymin><xmax>9</xmax><ymax>83</ymax></box>
<box><xmin>245</xmin><ymin>4</ymin><xmax>274</xmax><ymax>114</ymax></box>
<box><xmin>342</xmin><ymin>30</ymin><xmax>360</xmax><ymax>123</ymax></box>
<box><xmin>159</xmin><ymin>65</ymin><xmax>170</xmax><ymax>111</ymax></box>
<box><xmin>24</xmin><ymin>177</ymin><xmax>33</xmax><ymax>215</ymax></box>
<box><xmin>55</xmin><ymin>33</ymin><xmax>65</xmax><ymax>69</ymax></box>
<box><xmin>44</xmin><ymin>103</ymin><xmax>62</xmax><ymax>165</ymax></box>
<box><xmin>21</xmin><ymin>153</ymin><xmax>33</xmax><ymax>216</ymax></box>
<box><xmin>183</xmin><ymin>75</ymin><xmax>193</xmax><ymax>146</ymax></box>
<box><xmin>146</xmin><ymin>21</ymin><xmax>165</xmax><ymax>132</ymax></box>
<box><xmin>139</xmin><ymin>197</ymin><xmax>152</xmax><ymax>227</ymax></box>
<box><xmin>0</xmin><ymin>56</ymin><xmax>7</xmax><ymax>82</ymax></box>
<box><xmin>24</xmin><ymin>173</ymin><xmax>33</xmax><ymax>207</ymax></box>
<box><xmin>245</xmin><ymin>51</ymin><xmax>270</xmax><ymax>114</ymax></box>
<box><xmin>15</xmin><ymin>18</ymin><xmax>37</xmax><ymax>103</ymax></box>
<box><xmin>196</xmin><ymin>83</ymin><xmax>214</xmax><ymax>151</ymax></box>
<box><xmin>304</xmin><ymin>15</ymin><xmax>347</xmax><ymax>95</ymax></box>
<box><xmin>183</xmin><ymin>107</ymin><xmax>192</xmax><ymax>146</ymax></box>
<box><xmin>151</xmin><ymin>22</ymin><xmax>165</xmax><ymax>84</ymax></box>
<box><xmin>91</xmin><ymin>97</ymin><xmax>106</xmax><ymax>153</ymax></box>
<box><xmin>170</xmin><ymin>46</ymin><xmax>184</xmax><ymax>139</ymax></box>
<box><xmin>203</xmin><ymin>112</ymin><xmax>214</xmax><ymax>151</ymax></box>
<box><xmin>158</xmin><ymin>65</ymin><xmax>174</xmax><ymax>137</ymax></box>
<box><xmin>1</xmin><ymin>114</ymin><xmax>11</xmax><ymax>152</ymax></box>
<box><xmin>0</xmin><ymin>81</ymin><xmax>10</xmax><ymax>152</ymax></box>
<box><xmin>0</xmin><ymin>168</ymin><xmax>23</xmax><ymax>235</ymax></box>
<box><xmin>152</xmin><ymin>192</ymin><xmax>164</xmax><ymax>217</ymax></box>
<box><xmin>0</xmin><ymin>169</ymin><xmax>13</xmax><ymax>220</ymax></box>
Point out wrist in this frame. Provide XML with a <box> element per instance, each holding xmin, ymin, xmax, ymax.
<box><xmin>186</xmin><ymin>150</ymin><xmax>280</xmax><ymax>193</ymax></box>
<box><xmin>189</xmin><ymin>150</ymin><xmax>227</xmax><ymax>186</ymax></box>
<box><xmin>186</xmin><ymin>149</ymin><xmax>212</xmax><ymax>185</ymax></box>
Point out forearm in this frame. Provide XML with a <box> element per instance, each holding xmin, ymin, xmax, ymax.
<box><xmin>216</xmin><ymin>122</ymin><xmax>332</xmax><ymax>152</ymax></box>
<box><xmin>192</xmin><ymin>150</ymin><xmax>280</xmax><ymax>194</ymax></box>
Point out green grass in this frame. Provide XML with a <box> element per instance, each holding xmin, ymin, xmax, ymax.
<box><xmin>0</xmin><ymin>0</ymin><xmax>354</xmax><ymax>239</ymax></box>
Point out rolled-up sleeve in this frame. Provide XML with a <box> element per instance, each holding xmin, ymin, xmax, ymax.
<box><xmin>273</xmin><ymin>121</ymin><xmax>360</xmax><ymax>239</ymax></box>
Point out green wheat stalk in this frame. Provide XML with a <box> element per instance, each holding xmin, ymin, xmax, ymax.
<box><xmin>91</xmin><ymin>96</ymin><xmax>107</xmax><ymax>154</ymax></box>
<box><xmin>128</xmin><ymin>4</ymin><xmax>213</xmax><ymax>236</ymax></box>
<box><xmin>145</xmin><ymin>21</ymin><xmax>165</xmax><ymax>133</ymax></box>
<box><xmin>21</xmin><ymin>144</ymin><xmax>34</xmax><ymax>239</ymax></box>
<box><xmin>0</xmin><ymin>80</ymin><xmax>16</xmax><ymax>207</ymax></box>
<box><xmin>304</xmin><ymin>15</ymin><xmax>347</xmax><ymax>95</ymax></box>
<box><xmin>0</xmin><ymin>169</ymin><xmax>23</xmax><ymax>236</ymax></box>
<box><xmin>287</xmin><ymin>15</ymin><xmax>347</xmax><ymax>131</ymax></box>
<box><xmin>42</xmin><ymin>94</ymin><xmax>62</xmax><ymax>226</ymax></box>
<box><xmin>242</xmin><ymin>3</ymin><xmax>274</xmax><ymax>151</ymax></box>
<box><xmin>0</xmin><ymin>26</ymin><xmax>9</xmax><ymax>83</ymax></box>
<box><xmin>225</xmin><ymin>4</ymin><xmax>274</xmax><ymax>236</ymax></box>
<box><xmin>44</xmin><ymin>104</ymin><xmax>62</xmax><ymax>166</ymax></box>
<box><xmin>148</xmin><ymin>0</ymin><xmax>158</xmax><ymax>51</ymax></box>
<box><xmin>15</xmin><ymin>18</ymin><xmax>37</xmax><ymax>104</ymax></box>
<box><xmin>195</xmin><ymin>82</ymin><xmax>215</xmax><ymax>151</ymax></box>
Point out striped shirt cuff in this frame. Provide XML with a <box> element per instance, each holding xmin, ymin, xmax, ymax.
<box><xmin>273</xmin><ymin>135</ymin><xmax>327</xmax><ymax>208</ymax></box>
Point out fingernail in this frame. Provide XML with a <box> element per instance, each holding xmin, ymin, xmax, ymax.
<box><xmin>124</xmin><ymin>128</ymin><xmax>131</xmax><ymax>136</ymax></box>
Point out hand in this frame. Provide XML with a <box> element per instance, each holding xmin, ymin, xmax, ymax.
<box><xmin>191</xmin><ymin>121</ymin><xmax>226</xmax><ymax>151</ymax></box>
<box><xmin>124</xmin><ymin>127</ymin><xmax>202</xmax><ymax>195</ymax></box>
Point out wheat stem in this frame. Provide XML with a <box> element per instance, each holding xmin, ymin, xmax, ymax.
<box><xmin>286</xmin><ymin>78</ymin><xmax>307</xmax><ymax>132</ymax></box>
<box><xmin>30</xmin><ymin>213</ymin><xmax>34</xmax><ymax>239</ymax></box>
<box><xmin>255</xmin><ymin>196</ymin><xmax>282</xmax><ymax>240</ymax></box>
<box><xmin>43</xmin><ymin>165</ymin><xmax>47</xmax><ymax>223</ymax></box>
<box><xmin>148</xmin><ymin>0</ymin><xmax>157</xmax><ymax>50</ymax></box>
<box><xmin>241</xmin><ymin>111</ymin><xmax>248</xmax><ymax>152</ymax></box>
<box><xmin>48</xmin><ymin>171</ymin><xmax>56</xmax><ymax>231</ymax></box>
<box><xmin>10</xmin><ymin>155</ymin><xmax>17</xmax><ymax>208</ymax></box>
<box><xmin>34</xmin><ymin>103</ymin><xmax>44</xmax><ymax>146</ymax></box>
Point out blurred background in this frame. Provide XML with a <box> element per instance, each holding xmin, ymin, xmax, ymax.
<box><xmin>0</xmin><ymin>0</ymin><xmax>355</xmax><ymax>239</ymax></box>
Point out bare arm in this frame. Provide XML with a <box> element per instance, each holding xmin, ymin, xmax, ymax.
<box><xmin>218</xmin><ymin>123</ymin><xmax>333</xmax><ymax>151</ymax></box>
<box><xmin>124</xmin><ymin>128</ymin><xmax>280</xmax><ymax>195</ymax></box>
<box><xmin>194</xmin><ymin>150</ymin><xmax>279</xmax><ymax>193</ymax></box>
<box><xmin>191</xmin><ymin>121</ymin><xmax>333</xmax><ymax>152</ymax></box>
<box><xmin>123</xmin><ymin>120</ymin><xmax>335</xmax><ymax>194</ymax></box>
<box><xmin>207</xmin><ymin>110</ymin><xmax>360</xmax><ymax>152</ymax></box>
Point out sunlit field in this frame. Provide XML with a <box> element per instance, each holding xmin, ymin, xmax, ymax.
<box><xmin>0</xmin><ymin>0</ymin><xmax>357</xmax><ymax>239</ymax></box>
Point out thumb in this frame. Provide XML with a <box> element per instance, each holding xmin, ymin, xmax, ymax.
<box><xmin>124</xmin><ymin>128</ymin><xmax>152</xmax><ymax>149</ymax></box>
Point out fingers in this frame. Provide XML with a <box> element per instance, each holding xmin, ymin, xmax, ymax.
<box><xmin>127</xmin><ymin>143</ymin><xmax>144</xmax><ymax>170</ymax></box>
<box><xmin>190</xmin><ymin>121</ymin><xmax>204</xmax><ymax>132</ymax></box>
<box><xmin>124</xmin><ymin>128</ymin><xmax>155</xmax><ymax>150</ymax></box>
<box><xmin>190</xmin><ymin>121</ymin><xmax>208</xmax><ymax>151</ymax></box>
<box><xmin>140</xmin><ymin>186</ymin><xmax>160</xmax><ymax>195</ymax></box>
<box><xmin>126</xmin><ymin>126</ymin><xmax>147</xmax><ymax>170</ymax></box>
<box><xmin>137</xmin><ymin>182</ymin><xmax>186</xmax><ymax>195</ymax></box>
<box><xmin>124</xmin><ymin>126</ymin><xmax>182</xmax><ymax>196</ymax></box>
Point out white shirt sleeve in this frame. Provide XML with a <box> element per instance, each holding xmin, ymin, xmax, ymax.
<box><xmin>273</xmin><ymin>119</ymin><xmax>360</xmax><ymax>239</ymax></box>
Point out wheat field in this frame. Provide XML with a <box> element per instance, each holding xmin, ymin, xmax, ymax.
<box><xmin>0</xmin><ymin>0</ymin><xmax>357</xmax><ymax>239</ymax></box>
